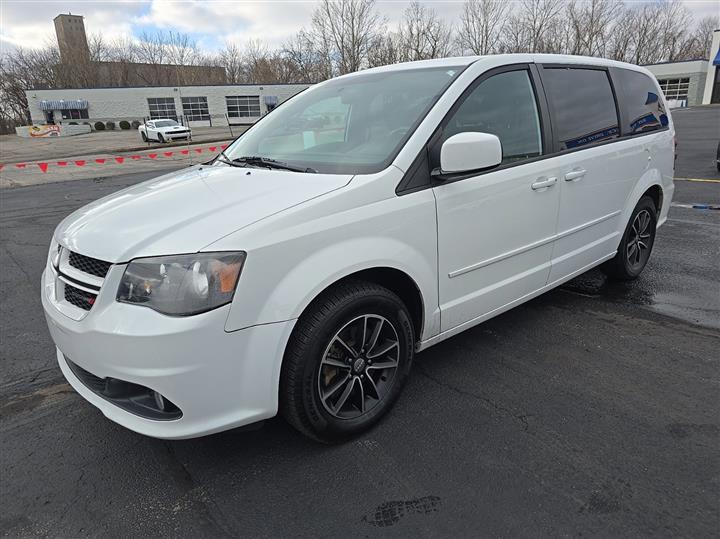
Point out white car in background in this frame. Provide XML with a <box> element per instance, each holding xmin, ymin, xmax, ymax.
<box><xmin>138</xmin><ymin>119</ymin><xmax>192</xmax><ymax>143</ymax></box>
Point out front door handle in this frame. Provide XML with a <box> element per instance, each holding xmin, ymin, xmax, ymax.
<box><xmin>564</xmin><ymin>169</ymin><xmax>587</xmax><ymax>182</ymax></box>
<box><xmin>531</xmin><ymin>177</ymin><xmax>557</xmax><ymax>190</ymax></box>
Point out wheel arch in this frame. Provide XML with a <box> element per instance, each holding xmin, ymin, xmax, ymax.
<box><xmin>296</xmin><ymin>266</ymin><xmax>425</xmax><ymax>345</ymax></box>
<box><xmin>618</xmin><ymin>169</ymin><xmax>664</xmax><ymax>243</ymax></box>
<box><xmin>643</xmin><ymin>184</ymin><xmax>663</xmax><ymax>217</ymax></box>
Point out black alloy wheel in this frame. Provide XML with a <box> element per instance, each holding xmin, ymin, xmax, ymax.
<box><xmin>601</xmin><ymin>195</ymin><xmax>657</xmax><ymax>280</ymax></box>
<box><xmin>280</xmin><ymin>281</ymin><xmax>415</xmax><ymax>442</ymax></box>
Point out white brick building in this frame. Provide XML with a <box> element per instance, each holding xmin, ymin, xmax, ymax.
<box><xmin>25</xmin><ymin>83</ymin><xmax>311</xmax><ymax>127</ymax></box>
<box><xmin>644</xmin><ymin>60</ymin><xmax>708</xmax><ymax>107</ymax></box>
<box><xmin>643</xmin><ymin>29</ymin><xmax>720</xmax><ymax>107</ymax></box>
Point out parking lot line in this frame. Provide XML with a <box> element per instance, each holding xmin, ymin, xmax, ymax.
<box><xmin>674</xmin><ymin>177</ymin><xmax>720</xmax><ymax>183</ymax></box>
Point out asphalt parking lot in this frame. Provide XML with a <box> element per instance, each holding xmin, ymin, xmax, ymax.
<box><xmin>1</xmin><ymin>106</ymin><xmax>718</xmax><ymax>538</ymax></box>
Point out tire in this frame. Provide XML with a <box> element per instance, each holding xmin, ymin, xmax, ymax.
<box><xmin>601</xmin><ymin>195</ymin><xmax>657</xmax><ymax>281</ymax></box>
<box><xmin>141</xmin><ymin>131</ymin><xmax>147</xmax><ymax>142</ymax></box>
<box><xmin>280</xmin><ymin>280</ymin><xmax>415</xmax><ymax>443</ymax></box>
<box><xmin>157</xmin><ymin>133</ymin><xmax>165</xmax><ymax>143</ymax></box>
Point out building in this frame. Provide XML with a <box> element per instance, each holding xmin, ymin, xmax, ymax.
<box><xmin>54</xmin><ymin>14</ymin><xmax>90</xmax><ymax>63</ymax></box>
<box><xmin>644</xmin><ymin>59</ymin><xmax>708</xmax><ymax>107</ymax></box>
<box><xmin>25</xmin><ymin>83</ymin><xmax>310</xmax><ymax>127</ymax></box>
<box><xmin>701</xmin><ymin>29</ymin><xmax>720</xmax><ymax>104</ymax></box>
<box><xmin>52</xmin><ymin>13</ymin><xmax>226</xmax><ymax>88</ymax></box>
<box><xmin>644</xmin><ymin>28</ymin><xmax>720</xmax><ymax>107</ymax></box>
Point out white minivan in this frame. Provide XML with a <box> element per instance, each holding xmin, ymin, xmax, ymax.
<box><xmin>43</xmin><ymin>55</ymin><xmax>674</xmax><ymax>442</ymax></box>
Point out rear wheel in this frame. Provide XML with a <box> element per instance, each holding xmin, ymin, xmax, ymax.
<box><xmin>601</xmin><ymin>195</ymin><xmax>657</xmax><ymax>281</ymax></box>
<box><xmin>141</xmin><ymin>131</ymin><xmax>147</xmax><ymax>142</ymax></box>
<box><xmin>280</xmin><ymin>281</ymin><xmax>415</xmax><ymax>442</ymax></box>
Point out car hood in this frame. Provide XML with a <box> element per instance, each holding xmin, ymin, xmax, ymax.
<box><xmin>55</xmin><ymin>165</ymin><xmax>352</xmax><ymax>262</ymax></box>
<box><xmin>159</xmin><ymin>125</ymin><xmax>188</xmax><ymax>132</ymax></box>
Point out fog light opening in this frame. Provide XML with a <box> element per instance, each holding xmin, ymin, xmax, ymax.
<box><xmin>153</xmin><ymin>391</ymin><xmax>166</xmax><ymax>411</ymax></box>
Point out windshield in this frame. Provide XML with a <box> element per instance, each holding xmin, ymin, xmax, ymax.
<box><xmin>222</xmin><ymin>66</ymin><xmax>464</xmax><ymax>174</ymax></box>
<box><xmin>155</xmin><ymin>120</ymin><xmax>178</xmax><ymax>127</ymax></box>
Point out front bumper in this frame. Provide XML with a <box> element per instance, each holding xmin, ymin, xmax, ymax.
<box><xmin>42</xmin><ymin>263</ymin><xmax>295</xmax><ymax>439</ymax></box>
<box><xmin>165</xmin><ymin>131</ymin><xmax>191</xmax><ymax>140</ymax></box>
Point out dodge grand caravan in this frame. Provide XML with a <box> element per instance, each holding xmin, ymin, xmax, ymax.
<box><xmin>43</xmin><ymin>55</ymin><xmax>674</xmax><ymax>441</ymax></box>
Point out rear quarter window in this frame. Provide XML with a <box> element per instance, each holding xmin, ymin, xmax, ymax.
<box><xmin>541</xmin><ymin>67</ymin><xmax>620</xmax><ymax>151</ymax></box>
<box><xmin>613</xmin><ymin>68</ymin><xmax>669</xmax><ymax>135</ymax></box>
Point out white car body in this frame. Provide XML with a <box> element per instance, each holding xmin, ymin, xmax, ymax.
<box><xmin>138</xmin><ymin>119</ymin><xmax>191</xmax><ymax>142</ymax></box>
<box><xmin>43</xmin><ymin>54</ymin><xmax>675</xmax><ymax>439</ymax></box>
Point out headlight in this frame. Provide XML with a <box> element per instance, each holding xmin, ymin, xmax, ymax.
<box><xmin>116</xmin><ymin>252</ymin><xmax>246</xmax><ymax>316</ymax></box>
<box><xmin>49</xmin><ymin>238</ymin><xmax>62</xmax><ymax>268</ymax></box>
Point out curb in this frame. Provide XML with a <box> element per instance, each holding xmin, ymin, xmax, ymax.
<box><xmin>0</xmin><ymin>136</ymin><xmax>235</xmax><ymax>167</ymax></box>
<box><xmin>0</xmin><ymin>143</ymin><xmax>230</xmax><ymax>174</ymax></box>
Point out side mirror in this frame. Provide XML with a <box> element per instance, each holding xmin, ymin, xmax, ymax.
<box><xmin>440</xmin><ymin>132</ymin><xmax>502</xmax><ymax>175</ymax></box>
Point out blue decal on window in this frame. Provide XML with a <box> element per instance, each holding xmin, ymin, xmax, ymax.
<box><xmin>645</xmin><ymin>92</ymin><xmax>659</xmax><ymax>105</ymax></box>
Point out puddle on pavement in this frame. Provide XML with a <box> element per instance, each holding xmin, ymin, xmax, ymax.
<box><xmin>561</xmin><ymin>269</ymin><xmax>719</xmax><ymax>330</ymax></box>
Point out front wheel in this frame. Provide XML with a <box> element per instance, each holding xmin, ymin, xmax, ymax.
<box><xmin>157</xmin><ymin>133</ymin><xmax>165</xmax><ymax>143</ymax></box>
<box><xmin>280</xmin><ymin>281</ymin><xmax>415</xmax><ymax>442</ymax></box>
<box><xmin>601</xmin><ymin>195</ymin><xmax>657</xmax><ymax>280</ymax></box>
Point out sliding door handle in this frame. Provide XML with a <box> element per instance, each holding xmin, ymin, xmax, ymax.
<box><xmin>564</xmin><ymin>169</ymin><xmax>587</xmax><ymax>182</ymax></box>
<box><xmin>531</xmin><ymin>177</ymin><xmax>557</xmax><ymax>190</ymax></box>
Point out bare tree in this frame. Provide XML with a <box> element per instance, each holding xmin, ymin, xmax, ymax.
<box><xmin>282</xmin><ymin>30</ymin><xmax>333</xmax><ymax>82</ymax></box>
<box><xmin>656</xmin><ymin>0</ymin><xmax>693</xmax><ymax>62</ymax></box>
<box><xmin>607</xmin><ymin>1</ymin><xmax>706</xmax><ymax>65</ymax></box>
<box><xmin>566</xmin><ymin>0</ymin><xmax>622</xmax><ymax>56</ymax></box>
<box><xmin>0</xmin><ymin>44</ymin><xmax>62</xmax><ymax>129</ymax></box>
<box><xmin>516</xmin><ymin>0</ymin><xmax>566</xmax><ymax>53</ymax></box>
<box><xmin>607</xmin><ymin>5</ymin><xmax>637</xmax><ymax>62</ymax></box>
<box><xmin>309</xmin><ymin>0</ymin><xmax>385</xmax><ymax>75</ymax></box>
<box><xmin>397</xmin><ymin>2</ymin><xmax>454</xmax><ymax>61</ymax></box>
<box><xmin>457</xmin><ymin>0</ymin><xmax>509</xmax><ymax>55</ymax></box>
<box><xmin>367</xmin><ymin>32</ymin><xmax>404</xmax><ymax>67</ymax></box>
<box><xmin>219</xmin><ymin>42</ymin><xmax>244</xmax><ymax>84</ymax></box>
<box><xmin>682</xmin><ymin>15</ymin><xmax>720</xmax><ymax>59</ymax></box>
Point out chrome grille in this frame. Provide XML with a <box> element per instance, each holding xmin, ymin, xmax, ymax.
<box><xmin>68</xmin><ymin>251</ymin><xmax>112</xmax><ymax>278</ymax></box>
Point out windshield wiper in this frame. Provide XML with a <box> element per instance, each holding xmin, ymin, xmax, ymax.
<box><xmin>214</xmin><ymin>149</ymin><xmax>247</xmax><ymax>168</ymax></box>
<box><xmin>232</xmin><ymin>156</ymin><xmax>317</xmax><ymax>173</ymax></box>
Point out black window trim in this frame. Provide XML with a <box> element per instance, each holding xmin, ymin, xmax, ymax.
<box><xmin>396</xmin><ymin>62</ymin><xmax>671</xmax><ymax>196</ymax></box>
<box><xmin>397</xmin><ymin>63</ymin><xmax>553</xmax><ymax>193</ymax></box>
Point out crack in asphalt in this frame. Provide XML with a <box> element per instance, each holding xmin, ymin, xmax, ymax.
<box><xmin>1</xmin><ymin>243</ymin><xmax>34</xmax><ymax>286</ymax></box>
<box><xmin>416</xmin><ymin>364</ymin><xmax>532</xmax><ymax>432</ymax></box>
<box><xmin>161</xmin><ymin>442</ymin><xmax>237</xmax><ymax>539</ymax></box>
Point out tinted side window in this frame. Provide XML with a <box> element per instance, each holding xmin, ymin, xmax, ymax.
<box><xmin>615</xmin><ymin>69</ymin><xmax>668</xmax><ymax>134</ymax></box>
<box><xmin>441</xmin><ymin>70</ymin><xmax>542</xmax><ymax>164</ymax></box>
<box><xmin>542</xmin><ymin>68</ymin><xmax>619</xmax><ymax>150</ymax></box>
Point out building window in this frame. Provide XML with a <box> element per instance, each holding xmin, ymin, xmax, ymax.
<box><xmin>226</xmin><ymin>96</ymin><xmax>261</xmax><ymax>118</ymax></box>
<box><xmin>60</xmin><ymin>109</ymin><xmax>89</xmax><ymax>120</ymax></box>
<box><xmin>147</xmin><ymin>97</ymin><xmax>177</xmax><ymax>119</ymax></box>
<box><xmin>657</xmin><ymin>78</ymin><xmax>690</xmax><ymax>101</ymax></box>
<box><xmin>181</xmin><ymin>96</ymin><xmax>210</xmax><ymax>121</ymax></box>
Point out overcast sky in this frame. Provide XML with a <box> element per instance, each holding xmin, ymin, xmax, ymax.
<box><xmin>1</xmin><ymin>0</ymin><xmax>718</xmax><ymax>53</ymax></box>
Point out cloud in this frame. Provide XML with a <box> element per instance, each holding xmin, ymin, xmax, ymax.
<box><xmin>0</xmin><ymin>0</ymin><xmax>142</xmax><ymax>51</ymax></box>
<box><xmin>0</xmin><ymin>0</ymin><xmax>716</xmax><ymax>55</ymax></box>
<box><xmin>133</xmin><ymin>0</ymin><xmax>316</xmax><ymax>49</ymax></box>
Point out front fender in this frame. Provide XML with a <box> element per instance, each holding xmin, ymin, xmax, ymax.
<box><xmin>220</xmin><ymin>185</ymin><xmax>440</xmax><ymax>340</ymax></box>
<box><xmin>226</xmin><ymin>235</ymin><xmax>438</xmax><ymax>340</ymax></box>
